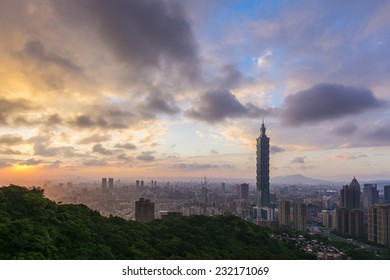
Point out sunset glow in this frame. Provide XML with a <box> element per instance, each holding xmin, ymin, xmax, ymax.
<box><xmin>0</xmin><ymin>0</ymin><xmax>390</xmax><ymax>186</ymax></box>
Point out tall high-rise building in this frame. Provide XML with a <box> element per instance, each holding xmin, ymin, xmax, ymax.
<box><xmin>384</xmin><ymin>185</ymin><xmax>390</xmax><ymax>203</ymax></box>
<box><xmin>102</xmin><ymin>178</ymin><xmax>107</xmax><ymax>192</ymax></box>
<box><xmin>293</xmin><ymin>202</ymin><xmax>307</xmax><ymax>231</ymax></box>
<box><xmin>108</xmin><ymin>178</ymin><xmax>114</xmax><ymax>189</ymax></box>
<box><xmin>337</xmin><ymin>177</ymin><xmax>366</xmax><ymax>238</ymax></box>
<box><xmin>363</xmin><ymin>184</ymin><xmax>379</xmax><ymax>210</ymax></box>
<box><xmin>368</xmin><ymin>204</ymin><xmax>390</xmax><ymax>247</ymax></box>
<box><xmin>278</xmin><ymin>200</ymin><xmax>291</xmax><ymax>227</ymax></box>
<box><xmin>256</xmin><ymin>121</ymin><xmax>270</xmax><ymax>207</ymax></box>
<box><xmin>239</xmin><ymin>183</ymin><xmax>249</xmax><ymax>201</ymax></box>
<box><xmin>322</xmin><ymin>210</ymin><xmax>333</xmax><ymax>228</ymax></box>
<box><xmin>135</xmin><ymin>198</ymin><xmax>155</xmax><ymax>222</ymax></box>
<box><xmin>340</xmin><ymin>177</ymin><xmax>361</xmax><ymax>209</ymax></box>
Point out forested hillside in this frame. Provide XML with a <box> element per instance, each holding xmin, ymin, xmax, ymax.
<box><xmin>0</xmin><ymin>185</ymin><xmax>312</xmax><ymax>260</ymax></box>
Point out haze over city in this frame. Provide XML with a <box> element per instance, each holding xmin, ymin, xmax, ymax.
<box><xmin>1</xmin><ymin>0</ymin><xmax>390</xmax><ymax>186</ymax></box>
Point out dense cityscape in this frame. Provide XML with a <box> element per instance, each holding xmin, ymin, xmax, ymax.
<box><xmin>35</xmin><ymin>122</ymin><xmax>390</xmax><ymax>260</ymax></box>
<box><xmin>1</xmin><ymin>0</ymin><xmax>390</xmax><ymax>266</ymax></box>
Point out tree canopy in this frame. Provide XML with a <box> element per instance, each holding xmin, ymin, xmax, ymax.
<box><xmin>0</xmin><ymin>185</ymin><xmax>313</xmax><ymax>260</ymax></box>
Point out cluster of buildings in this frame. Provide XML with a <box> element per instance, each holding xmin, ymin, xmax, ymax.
<box><xmin>251</xmin><ymin>121</ymin><xmax>390</xmax><ymax>248</ymax></box>
<box><xmin>323</xmin><ymin>179</ymin><xmax>390</xmax><ymax>246</ymax></box>
<box><xmin>41</xmin><ymin>122</ymin><xmax>390</xmax><ymax>250</ymax></box>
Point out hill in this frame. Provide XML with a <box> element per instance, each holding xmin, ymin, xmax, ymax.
<box><xmin>271</xmin><ymin>174</ymin><xmax>335</xmax><ymax>185</ymax></box>
<box><xmin>0</xmin><ymin>185</ymin><xmax>313</xmax><ymax>260</ymax></box>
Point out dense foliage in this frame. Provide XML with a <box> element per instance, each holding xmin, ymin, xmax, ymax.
<box><xmin>0</xmin><ymin>185</ymin><xmax>313</xmax><ymax>260</ymax></box>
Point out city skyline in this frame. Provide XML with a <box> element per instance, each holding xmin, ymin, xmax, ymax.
<box><xmin>1</xmin><ymin>0</ymin><xmax>390</xmax><ymax>185</ymax></box>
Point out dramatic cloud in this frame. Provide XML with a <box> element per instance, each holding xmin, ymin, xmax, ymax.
<box><xmin>70</xmin><ymin>105</ymin><xmax>139</xmax><ymax>130</ymax></box>
<box><xmin>92</xmin><ymin>144</ymin><xmax>113</xmax><ymax>155</ymax></box>
<box><xmin>0</xmin><ymin>98</ymin><xmax>33</xmax><ymax>125</ymax></box>
<box><xmin>136</xmin><ymin>151</ymin><xmax>155</xmax><ymax>162</ymax></box>
<box><xmin>0</xmin><ymin>134</ymin><xmax>24</xmax><ymax>145</ymax></box>
<box><xmin>33</xmin><ymin>143</ymin><xmax>81</xmax><ymax>158</ymax></box>
<box><xmin>0</xmin><ymin>148</ymin><xmax>22</xmax><ymax>155</ymax></box>
<box><xmin>141</xmin><ymin>93</ymin><xmax>180</xmax><ymax>115</ymax></box>
<box><xmin>290</xmin><ymin>156</ymin><xmax>305</xmax><ymax>164</ymax></box>
<box><xmin>271</xmin><ymin>146</ymin><xmax>285</xmax><ymax>153</ymax></box>
<box><xmin>115</xmin><ymin>143</ymin><xmax>137</xmax><ymax>150</ymax></box>
<box><xmin>117</xmin><ymin>153</ymin><xmax>133</xmax><ymax>162</ymax></box>
<box><xmin>22</xmin><ymin>40</ymin><xmax>82</xmax><ymax>73</ymax></box>
<box><xmin>186</xmin><ymin>89</ymin><xmax>271</xmax><ymax>123</ymax></box>
<box><xmin>281</xmin><ymin>84</ymin><xmax>384</xmax><ymax>126</ymax></box>
<box><xmin>21</xmin><ymin>158</ymin><xmax>42</xmax><ymax>166</ymax></box>
<box><xmin>363</xmin><ymin>121</ymin><xmax>390</xmax><ymax>143</ymax></box>
<box><xmin>53</xmin><ymin>0</ymin><xmax>198</xmax><ymax>74</ymax></box>
<box><xmin>330</xmin><ymin>121</ymin><xmax>358</xmax><ymax>136</ymax></box>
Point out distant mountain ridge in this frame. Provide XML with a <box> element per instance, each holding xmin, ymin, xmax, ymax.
<box><xmin>271</xmin><ymin>174</ymin><xmax>336</xmax><ymax>185</ymax></box>
<box><xmin>271</xmin><ymin>174</ymin><xmax>390</xmax><ymax>188</ymax></box>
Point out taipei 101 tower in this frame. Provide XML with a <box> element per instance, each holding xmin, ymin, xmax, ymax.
<box><xmin>256</xmin><ymin>120</ymin><xmax>270</xmax><ymax>207</ymax></box>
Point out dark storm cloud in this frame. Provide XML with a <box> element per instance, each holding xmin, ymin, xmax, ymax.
<box><xmin>330</xmin><ymin>122</ymin><xmax>358</xmax><ymax>136</ymax></box>
<box><xmin>0</xmin><ymin>134</ymin><xmax>24</xmax><ymax>145</ymax></box>
<box><xmin>216</xmin><ymin>64</ymin><xmax>247</xmax><ymax>89</ymax></box>
<box><xmin>115</xmin><ymin>143</ymin><xmax>137</xmax><ymax>150</ymax></box>
<box><xmin>281</xmin><ymin>84</ymin><xmax>385</xmax><ymax>126</ymax></box>
<box><xmin>92</xmin><ymin>144</ymin><xmax>113</xmax><ymax>155</ymax></box>
<box><xmin>53</xmin><ymin>0</ymin><xmax>198</xmax><ymax>72</ymax></box>
<box><xmin>141</xmin><ymin>93</ymin><xmax>180</xmax><ymax>115</ymax></box>
<box><xmin>23</xmin><ymin>40</ymin><xmax>82</xmax><ymax>73</ymax></box>
<box><xmin>173</xmin><ymin>162</ymin><xmax>235</xmax><ymax>171</ymax></box>
<box><xmin>186</xmin><ymin>89</ymin><xmax>272</xmax><ymax>123</ymax></box>
<box><xmin>270</xmin><ymin>146</ymin><xmax>285</xmax><ymax>153</ymax></box>
<box><xmin>136</xmin><ymin>151</ymin><xmax>155</xmax><ymax>162</ymax></box>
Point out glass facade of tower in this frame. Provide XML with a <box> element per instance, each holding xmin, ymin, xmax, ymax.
<box><xmin>256</xmin><ymin>122</ymin><xmax>270</xmax><ymax>207</ymax></box>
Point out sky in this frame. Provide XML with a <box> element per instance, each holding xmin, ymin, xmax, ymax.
<box><xmin>0</xmin><ymin>0</ymin><xmax>390</xmax><ymax>185</ymax></box>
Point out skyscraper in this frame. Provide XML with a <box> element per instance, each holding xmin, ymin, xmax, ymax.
<box><xmin>340</xmin><ymin>177</ymin><xmax>361</xmax><ymax>209</ymax></box>
<box><xmin>102</xmin><ymin>178</ymin><xmax>107</xmax><ymax>192</ymax></box>
<box><xmin>293</xmin><ymin>202</ymin><xmax>307</xmax><ymax>231</ymax></box>
<box><xmin>363</xmin><ymin>184</ymin><xmax>379</xmax><ymax>210</ymax></box>
<box><xmin>278</xmin><ymin>200</ymin><xmax>291</xmax><ymax>227</ymax></box>
<box><xmin>368</xmin><ymin>204</ymin><xmax>390</xmax><ymax>246</ymax></box>
<box><xmin>256</xmin><ymin>121</ymin><xmax>270</xmax><ymax>207</ymax></box>
<box><xmin>336</xmin><ymin>177</ymin><xmax>365</xmax><ymax>237</ymax></box>
<box><xmin>384</xmin><ymin>185</ymin><xmax>390</xmax><ymax>203</ymax></box>
<box><xmin>135</xmin><ymin>198</ymin><xmax>155</xmax><ymax>222</ymax></box>
<box><xmin>108</xmin><ymin>178</ymin><xmax>114</xmax><ymax>190</ymax></box>
<box><xmin>239</xmin><ymin>183</ymin><xmax>249</xmax><ymax>201</ymax></box>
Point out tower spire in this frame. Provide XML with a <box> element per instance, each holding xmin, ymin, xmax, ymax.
<box><xmin>260</xmin><ymin>118</ymin><xmax>266</xmax><ymax>136</ymax></box>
